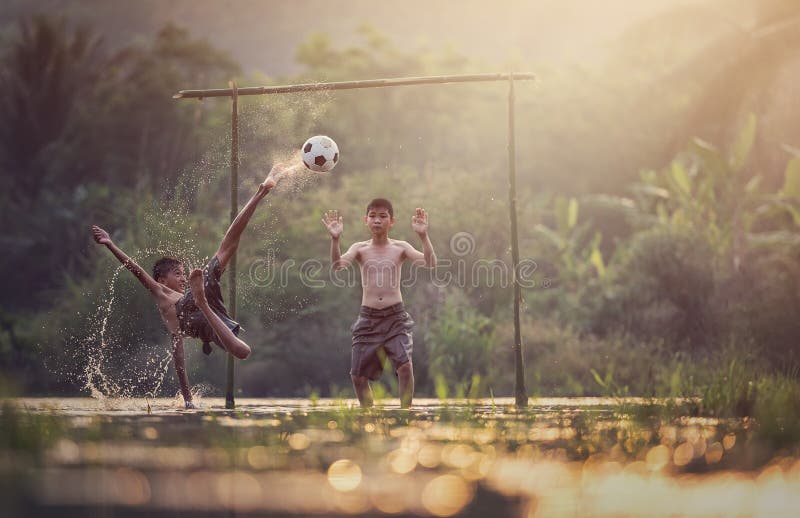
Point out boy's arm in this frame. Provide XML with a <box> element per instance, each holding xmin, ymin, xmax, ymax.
<box><xmin>334</xmin><ymin>242</ymin><xmax>361</xmax><ymax>270</ymax></box>
<box><xmin>92</xmin><ymin>225</ymin><xmax>163</xmax><ymax>295</ymax></box>
<box><xmin>322</xmin><ymin>210</ymin><xmax>359</xmax><ymax>270</ymax></box>
<box><xmin>417</xmin><ymin>233</ymin><xmax>437</xmax><ymax>267</ymax></box>
<box><xmin>171</xmin><ymin>334</ymin><xmax>195</xmax><ymax>409</ymax></box>
<box><xmin>406</xmin><ymin>208</ymin><xmax>437</xmax><ymax>267</ymax></box>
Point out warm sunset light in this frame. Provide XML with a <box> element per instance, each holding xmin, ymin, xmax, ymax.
<box><xmin>3</xmin><ymin>0</ymin><xmax>800</xmax><ymax>516</ymax></box>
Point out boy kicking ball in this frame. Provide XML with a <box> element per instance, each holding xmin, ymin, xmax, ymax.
<box><xmin>92</xmin><ymin>164</ymin><xmax>286</xmax><ymax>408</ymax></box>
<box><xmin>323</xmin><ymin>199</ymin><xmax>437</xmax><ymax>408</ymax></box>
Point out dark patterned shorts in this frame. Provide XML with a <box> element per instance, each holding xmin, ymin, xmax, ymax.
<box><xmin>175</xmin><ymin>255</ymin><xmax>241</xmax><ymax>355</ymax></box>
<box><xmin>350</xmin><ymin>303</ymin><xmax>414</xmax><ymax>381</ymax></box>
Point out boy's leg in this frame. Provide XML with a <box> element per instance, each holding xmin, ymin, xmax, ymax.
<box><xmin>384</xmin><ymin>319</ymin><xmax>414</xmax><ymax>408</ymax></box>
<box><xmin>189</xmin><ymin>270</ymin><xmax>251</xmax><ymax>359</ymax></box>
<box><xmin>397</xmin><ymin>361</ymin><xmax>414</xmax><ymax>408</ymax></box>
<box><xmin>351</xmin><ymin>375</ymin><xmax>374</xmax><ymax>408</ymax></box>
<box><xmin>215</xmin><ymin>173</ymin><xmax>279</xmax><ymax>272</ymax></box>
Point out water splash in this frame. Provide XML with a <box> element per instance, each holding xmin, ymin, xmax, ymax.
<box><xmin>147</xmin><ymin>349</ymin><xmax>176</xmax><ymax>400</ymax></box>
<box><xmin>81</xmin><ymin>246</ymin><xmax>199</xmax><ymax>402</ymax></box>
<box><xmin>84</xmin><ymin>265</ymin><xmax>123</xmax><ymax>400</ymax></box>
<box><xmin>171</xmin><ymin>382</ymin><xmax>217</xmax><ymax>409</ymax></box>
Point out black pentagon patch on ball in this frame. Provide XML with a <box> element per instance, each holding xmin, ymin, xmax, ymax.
<box><xmin>333</xmin><ymin>152</ymin><xmax>338</xmax><ymax>163</ymax></box>
<box><xmin>303</xmin><ymin>159</ymin><xmax>312</xmax><ymax>169</ymax></box>
<box><xmin>314</xmin><ymin>155</ymin><xmax>327</xmax><ymax>166</ymax></box>
<box><xmin>304</xmin><ymin>143</ymin><xmax>312</xmax><ymax>153</ymax></box>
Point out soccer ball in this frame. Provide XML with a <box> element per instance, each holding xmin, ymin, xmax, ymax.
<box><xmin>301</xmin><ymin>135</ymin><xmax>339</xmax><ymax>173</ymax></box>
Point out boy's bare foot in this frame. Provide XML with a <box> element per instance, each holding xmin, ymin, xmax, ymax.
<box><xmin>188</xmin><ymin>269</ymin><xmax>208</xmax><ymax>307</ymax></box>
<box><xmin>261</xmin><ymin>176</ymin><xmax>277</xmax><ymax>192</ymax></box>
<box><xmin>264</xmin><ymin>161</ymin><xmax>296</xmax><ymax>189</ymax></box>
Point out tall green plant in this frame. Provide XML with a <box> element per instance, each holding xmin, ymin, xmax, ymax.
<box><xmin>425</xmin><ymin>293</ymin><xmax>495</xmax><ymax>397</ymax></box>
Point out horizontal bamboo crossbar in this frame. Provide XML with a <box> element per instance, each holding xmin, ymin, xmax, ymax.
<box><xmin>174</xmin><ymin>73</ymin><xmax>535</xmax><ymax>99</ymax></box>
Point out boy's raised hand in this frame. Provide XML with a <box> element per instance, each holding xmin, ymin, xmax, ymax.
<box><xmin>411</xmin><ymin>208</ymin><xmax>429</xmax><ymax>236</ymax></box>
<box><xmin>322</xmin><ymin>210</ymin><xmax>344</xmax><ymax>239</ymax></box>
<box><xmin>92</xmin><ymin>225</ymin><xmax>112</xmax><ymax>245</ymax></box>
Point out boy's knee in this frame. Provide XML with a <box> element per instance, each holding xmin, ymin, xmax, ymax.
<box><xmin>351</xmin><ymin>375</ymin><xmax>369</xmax><ymax>387</ymax></box>
<box><xmin>234</xmin><ymin>344</ymin><xmax>251</xmax><ymax>360</ymax></box>
<box><xmin>396</xmin><ymin>362</ymin><xmax>413</xmax><ymax>377</ymax></box>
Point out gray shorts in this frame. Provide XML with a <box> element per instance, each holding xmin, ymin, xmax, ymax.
<box><xmin>350</xmin><ymin>303</ymin><xmax>414</xmax><ymax>381</ymax></box>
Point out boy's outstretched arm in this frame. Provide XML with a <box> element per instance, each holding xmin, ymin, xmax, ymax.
<box><xmin>92</xmin><ymin>225</ymin><xmax>163</xmax><ymax>295</ymax></box>
<box><xmin>407</xmin><ymin>208</ymin><xmax>437</xmax><ymax>267</ymax></box>
<box><xmin>322</xmin><ymin>210</ymin><xmax>359</xmax><ymax>270</ymax></box>
<box><xmin>171</xmin><ymin>334</ymin><xmax>195</xmax><ymax>408</ymax></box>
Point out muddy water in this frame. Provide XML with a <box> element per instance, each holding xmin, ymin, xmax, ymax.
<box><xmin>2</xmin><ymin>398</ymin><xmax>798</xmax><ymax>517</ymax></box>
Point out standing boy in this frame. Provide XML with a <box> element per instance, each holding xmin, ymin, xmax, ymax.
<box><xmin>322</xmin><ymin>199</ymin><xmax>437</xmax><ymax>408</ymax></box>
<box><xmin>92</xmin><ymin>165</ymin><xmax>285</xmax><ymax>408</ymax></box>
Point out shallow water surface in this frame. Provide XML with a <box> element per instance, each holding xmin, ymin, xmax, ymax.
<box><xmin>2</xmin><ymin>397</ymin><xmax>798</xmax><ymax>517</ymax></box>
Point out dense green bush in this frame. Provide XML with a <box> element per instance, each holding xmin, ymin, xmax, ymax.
<box><xmin>596</xmin><ymin>227</ymin><xmax>715</xmax><ymax>346</ymax></box>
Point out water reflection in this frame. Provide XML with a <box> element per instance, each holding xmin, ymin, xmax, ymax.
<box><xmin>4</xmin><ymin>397</ymin><xmax>798</xmax><ymax>516</ymax></box>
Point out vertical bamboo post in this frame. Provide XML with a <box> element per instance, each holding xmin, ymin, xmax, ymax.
<box><xmin>508</xmin><ymin>76</ymin><xmax>528</xmax><ymax>408</ymax></box>
<box><xmin>225</xmin><ymin>80</ymin><xmax>239</xmax><ymax>409</ymax></box>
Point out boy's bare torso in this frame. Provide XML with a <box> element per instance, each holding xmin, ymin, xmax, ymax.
<box><xmin>155</xmin><ymin>289</ymin><xmax>183</xmax><ymax>334</ymax></box>
<box><xmin>352</xmin><ymin>239</ymin><xmax>413</xmax><ymax>308</ymax></box>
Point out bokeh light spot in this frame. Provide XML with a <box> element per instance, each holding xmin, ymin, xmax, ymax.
<box><xmin>421</xmin><ymin>474</ymin><xmax>473</xmax><ymax>517</ymax></box>
<box><xmin>673</xmin><ymin>442</ymin><xmax>694</xmax><ymax>467</ymax></box>
<box><xmin>705</xmin><ymin>442</ymin><xmax>724</xmax><ymax>464</ymax></box>
<box><xmin>328</xmin><ymin>459</ymin><xmax>362</xmax><ymax>492</ymax></box>
<box><xmin>288</xmin><ymin>433</ymin><xmax>311</xmax><ymax>450</ymax></box>
<box><xmin>646</xmin><ymin>445</ymin><xmax>671</xmax><ymax>471</ymax></box>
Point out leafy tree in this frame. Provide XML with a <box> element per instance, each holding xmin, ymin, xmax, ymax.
<box><xmin>0</xmin><ymin>14</ymin><xmax>104</xmax><ymax>201</ymax></box>
<box><xmin>94</xmin><ymin>23</ymin><xmax>240</xmax><ymax>191</ymax></box>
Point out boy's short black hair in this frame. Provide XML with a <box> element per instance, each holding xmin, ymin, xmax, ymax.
<box><xmin>366</xmin><ymin>198</ymin><xmax>393</xmax><ymax>217</ymax></box>
<box><xmin>153</xmin><ymin>257</ymin><xmax>182</xmax><ymax>282</ymax></box>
